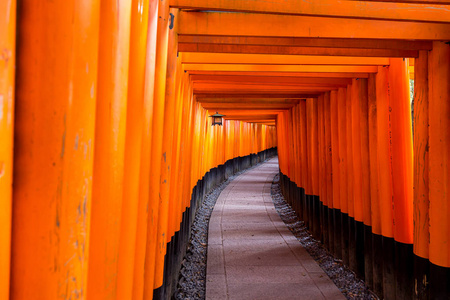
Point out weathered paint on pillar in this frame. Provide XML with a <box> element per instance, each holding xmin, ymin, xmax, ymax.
<box><xmin>154</xmin><ymin>5</ymin><xmax>178</xmax><ymax>290</ymax></box>
<box><xmin>324</xmin><ymin>93</ymin><xmax>333</xmax><ymax>210</ymax></box>
<box><xmin>12</xmin><ymin>0</ymin><xmax>100</xmax><ymax>298</ymax></box>
<box><xmin>376</xmin><ymin>66</ymin><xmax>394</xmax><ymax>239</ymax></box>
<box><xmin>87</xmin><ymin>0</ymin><xmax>132</xmax><ymax>298</ymax></box>
<box><xmin>330</xmin><ymin>90</ymin><xmax>340</xmax><ymax>211</ymax></box>
<box><xmin>338</xmin><ymin>88</ymin><xmax>348</xmax><ymax>215</ymax></box>
<box><xmin>143</xmin><ymin>0</ymin><xmax>167</xmax><ymax>295</ymax></box>
<box><xmin>0</xmin><ymin>1</ymin><xmax>15</xmax><ymax>298</ymax></box>
<box><xmin>351</xmin><ymin>79</ymin><xmax>363</xmax><ymax>222</ymax></box>
<box><xmin>413</xmin><ymin>50</ymin><xmax>429</xmax><ymax>260</ymax></box>
<box><xmin>299</xmin><ymin>101</ymin><xmax>308</xmax><ymax>192</ymax></box>
<box><xmin>132</xmin><ymin>0</ymin><xmax>159</xmax><ymax>297</ymax></box>
<box><xmin>346</xmin><ymin>84</ymin><xmax>355</xmax><ymax>219</ymax></box>
<box><xmin>358</xmin><ymin>78</ymin><xmax>371</xmax><ymax>226</ymax></box>
<box><xmin>368</xmin><ymin>74</ymin><xmax>381</xmax><ymax>235</ymax></box>
<box><xmin>308</xmin><ymin>98</ymin><xmax>319</xmax><ymax>196</ymax></box>
<box><xmin>318</xmin><ymin>95</ymin><xmax>326</xmax><ymax>206</ymax></box>
<box><xmin>429</xmin><ymin>42</ymin><xmax>450</xmax><ymax>268</ymax></box>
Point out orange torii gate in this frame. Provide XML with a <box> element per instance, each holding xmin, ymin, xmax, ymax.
<box><xmin>1</xmin><ymin>0</ymin><xmax>450</xmax><ymax>300</ymax></box>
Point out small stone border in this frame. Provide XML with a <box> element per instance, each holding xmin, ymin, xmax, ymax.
<box><xmin>271</xmin><ymin>173</ymin><xmax>379</xmax><ymax>300</ymax></box>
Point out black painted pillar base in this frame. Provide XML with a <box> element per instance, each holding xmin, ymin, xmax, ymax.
<box><xmin>394</xmin><ymin>241</ymin><xmax>413</xmax><ymax>299</ymax></box>
<box><xmin>413</xmin><ymin>255</ymin><xmax>429</xmax><ymax>300</ymax></box>
<box><xmin>297</xmin><ymin>187</ymin><xmax>305</xmax><ymax>220</ymax></box>
<box><xmin>313</xmin><ymin>196</ymin><xmax>321</xmax><ymax>240</ymax></box>
<box><xmin>341</xmin><ymin>213</ymin><xmax>350</xmax><ymax>266</ymax></box>
<box><xmin>364</xmin><ymin>225</ymin><xmax>373</xmax><ymax>289</ymax></box>
<box><xmin>430</xmin><ymin>261</ymin><xmax>450</xmax><ymax>300</ymax></box>
<box><xmin>304</xmin><ymin>194</ymin><xmax>311</xmax><ymax>229</ymax></box>
<box><xmin>153</xmin><ymin>284</ymin><xmax>164</xmax><ymax>300</ymax></box>
<box><xmin>355</xmin><ymin>220</ymin><xmax>365</xmax><ymax>280</ymax></box>
<box><xmin>349</xmin><ymin>217</ymin><xmax>357</xmax><ymax>273</ymax></box>
<box><xmin>372</xmin><ymin>233</ymin><xmax>384</xmax><ymax>298</ymax></box>
<box><xmin>322</xmin><ymin>205</ymin><xmax>333</xmax><ymax>253</ymax></box>
<box><xmin>382</xmin><ymin>236</ymin><xmax>396</xmax><ymax>300</ymax></box>
<box><xmin>333</xmin><ymin>209</ymin><xmax>342</xmax><ymax>259</ymax></box>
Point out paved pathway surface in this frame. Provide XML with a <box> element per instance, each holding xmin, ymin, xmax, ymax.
<box><xmin>206</xmin><ymin>157</ymin><xmax>345</xmax><ymax>300</ymax></box>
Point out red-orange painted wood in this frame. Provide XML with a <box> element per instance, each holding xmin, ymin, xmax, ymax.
<box><xmin>0</xmin><ymin>1</ymin><xmax>15</xmax><ymax>298</ymax></box>
<box><xmin>171</xmin><ymin>0</ymin><xmax>450</xmax><ymax>23</ymax></box>
<box><xmin>429</xmin><ymin>42</ymin><xmax>450</xmax><ymax>267</ymax></box>
<box><xmin>318</xmin><ymin>95</ymin><xmax>326</xmax><ymax>206</ymax></box>
<box><xmin>389</xmin><ymin>58</ymin><xmax>413</xmax><ymax>245</ymax></box>
<box><xmin>358</xmin><ymin>78</ymin><xmax>371</xmax><ymax>226</ymax></box>
<box><xmin>324</xmin><ymin>92</ymin><xmax>333</xmax><ymax>209</ymax></box>
<box><xmin>413</xmin><ymin>50</ymin><xmax>429</xmax><ymax>259</ymax></box>
<box><xmin>346</xmin><ymin>84</ymin><xmax>355</xmax><ymax>218</ymax></box>
<box><xmin>338</xmin><ymin>88</ymin><xmax>348</xmax><ymax>214</ymax></box>
<box><xmin>376</xmin><ymin>66</ymin><xmax>394</xmax><ymax>239</ymax></box>
<box><xmin>351</xmin><ymin>79</ymin><xmax>364</xmax><ymax>222</ymax></box>
<box><xmin>330</xmin><ymin>90</ymin><xmax>340</xmax><ymax>211</ymax></box>
<box><xmin>178</xmin><ymin>11</ymin><xmax>450</xmax><ymax>40</ymax></box>
<box><xmin>87</xmin><ymin>0</ymin><xmax>131</xmax><ymax>298</ymax></box>
<box><xmin>368</xmin><ymin>74</ymin><xmax>381</xmax><ymax>235</ymax></box>
<box><xmin>12</xmin><ymin>1</ymin><xmax>100</xmax><ymax>298</ymax></box>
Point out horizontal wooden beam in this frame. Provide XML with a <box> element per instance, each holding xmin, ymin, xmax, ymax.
<box><xmin>202</xmin><ymin>103</ymin><xmax>295</xmax><ymax>109</ymax></box>
<box><xmin>188</xmin><ymin>71</ymin><xmax>370</xmax><ymax>78</ymax></box>
<box><xmin>178</xmin><ymin>43</ymin><xmax>418</xmax><ymax>57</ymax></box>
<box><xmin>184</xmin><ymin>64</ymin><xmax>379</xmax><ymax>73</ymax></box>
<box><xmin>179</xmin><ymin>35</ymin><xmax>432</xmax><ymax>51</ymax></box>
<box><xmin>224</xmin><ymin>115</ymin><xmax>278</xmax><ymax>119</ymax></box>
<box><xmin>344</xmin><ymin>0</ymin><xmax>450</xmax><ymax>5</ymax></box>
<box><xmin>182</xmin><ymin>53</ymin><xmax>390</xmax><ymax>65</ymax></box>
<box><xmin>171</xmin><ymin>0</ymin><xmax>450</xmax><ymax>23</ymax></box>
<box><xmin>193</xmin><ymin>83</ymin><xmax>339</xmax><ymax>93</ymax></box>
<box><xmin>190</xmin><ymin>75</ymin><xmax>353</xmax><ymax>85</ymax></box>
<box><xmin>178</xmin><ymin>11</ymin><xmax>450</xmax><ymax>40</ymax></box>
<box><xmin>197</xmin><ymin>98</ymin><xmax>301</xmax><ymax>104</ymax></box>
<box><xmin>195</xmin><ymin>93</ymin><xmax>320</xmax><ymax>98</ymax></box>
<box><xmin>246</xmin><ymin>122</ymin><xmax>276</xmax><ymax>126</ymax></box>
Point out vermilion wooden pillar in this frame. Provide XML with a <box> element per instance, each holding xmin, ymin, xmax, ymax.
<box><xmin>143</xmin><ymin>0</ymin><xmax>169</xmax><ymax>296</ymax></box>
<box><xmin>318</xmin><ymin>94</ymin><xmax>326</xmax><ymax>243</ymax></box>
<box><xmin>376</xmin><ymin>65</ymin><xmax>395</xmax><ymax>300</ymax></box>
<box><xmin>337</xmin><ymin>87</ymin><xmax>347</xmax><ymax>263</ymax></box>
<box><xmin>154</xmin><ymin>7</ymin><xmax>178</xmax><ymax>298</ymax></box>
<box><xmin>0</xmin><ymin>1</ymin><xmax>15</xmax><ymax>299</ymax></box>
<box><xmin>389</xmin><ymin>58</ymin><xmax>414</xmax><ymax>299</ymax></box>
<box><xmin>132</xmin><ymin>0</ymin><xmax>160</xmax><ymax>297</ymax></box>
<box><xmin>115</xmin><ymin>0</ymin><xmax>150</xmax><ymax>299</ymax></box>
<box><xmin>299</xmin><ymin>100</ymin><xmax>308</xmax><ymax>200</ymax></box>
<box><xmin>429</xmin><ymin>41</ymin><xmax>450</xmax><ymax>299</ymax></box>
<box><xmin>12</xmin><ymin>1</ymin><xmax>100</xmax><ymax>298</ymax></box>
<box><xmin>350</xmin><ymin>78</ymin><xmax>365</xmax><ymax>279</ymax></box>
<box><xmin>368</xmin><ymin>73</ymin><xmax>381</xmax><ymax>294</ymax></box>
<box><xmin>87</xmin><ymin>0</ymin><xmax>132</xmax><ymax>299</ymax></box>
<box><xmin>324</xmin><ymin>92</ymin><xmax>333</xmax><ymax>249</ymax></box>
<box><xmin>306</xmin><ymin>98</ymin><xmax>318</xmax><ymax>230</ymax></box>
<box><xmin>330</xmin><ymin>90</ymin><xmax>341</xmax><ymax>258</ymax></box>
<box><xmin>413</xmin><ymin>50</ymin><xmax>430</xmax><ymax>300</ymax></box>
<box><xmin>345</xmin><ymin>84</ymin><xmax>354</xmax><ymax>268</ymax></box>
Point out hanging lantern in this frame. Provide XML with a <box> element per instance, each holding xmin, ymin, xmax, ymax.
<box><xmin>210</xmin><ymin>111</ymin><xmax>225</xmax><ymax>126</ymax></box>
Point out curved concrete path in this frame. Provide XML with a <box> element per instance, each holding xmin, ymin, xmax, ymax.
<box><xmin>206</xmin><ymin>157</ymin><xmax>345</xmax><ymax>300</ymax></box>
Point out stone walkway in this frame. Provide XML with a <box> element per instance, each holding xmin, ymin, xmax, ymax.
<box><xmin>206</xmin><ymin>158</ymin><xmax>345</xmax><ymax>300</ymax></box>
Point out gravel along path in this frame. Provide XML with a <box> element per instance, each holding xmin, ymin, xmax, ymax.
<box><xmin>271</xmin><ymin>173</ymin><xmax>379</xmax><ymax>300</ymax></box>
<box><xmin>174</xmin><ymin>165</ymin><xmax>378</xmax><ymax>300</ymax></box>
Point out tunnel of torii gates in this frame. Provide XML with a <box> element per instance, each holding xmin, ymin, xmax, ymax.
<box><xmin>1</xmin><ymin>0</ymin><xmax>450</xmax><ymax>300</ymax></box>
